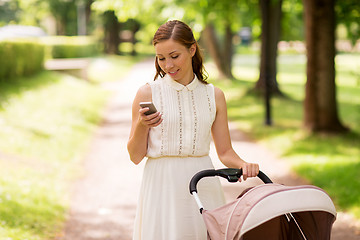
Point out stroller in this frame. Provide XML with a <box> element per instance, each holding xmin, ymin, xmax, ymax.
<box><xmin>189</xmin><ymin>168</ymin><xmax>337</xmax><ymax>240</ymax></box>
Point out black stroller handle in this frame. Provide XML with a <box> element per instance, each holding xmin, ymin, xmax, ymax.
<box><xmin>189</xmin><ymin>168</ymin><xmax>272</xmax><ymax>194</ymax></box>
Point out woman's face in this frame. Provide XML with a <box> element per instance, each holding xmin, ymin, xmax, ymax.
<box><xmin>155</xmin><ymin>39</ymin><xmax>196</xmax><ymax>84</ymax></box>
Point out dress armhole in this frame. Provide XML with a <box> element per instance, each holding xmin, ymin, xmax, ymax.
<box><xmin>146</xmin><ymin>82</ymin><xmax>153</xmax><ymax>102</ymax></box>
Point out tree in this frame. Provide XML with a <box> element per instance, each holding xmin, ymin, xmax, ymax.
<box><xmin>0</xmin><ymin>0</ymin><xmax>50</xmax><ymax>27</ymax></box>
<box><xmin>46</xmin><ymin>0</ymin><xmax>78</xmax><ymax>35</ymax></box>
<box><xmin>281</xmin><ymin>0</ymin><xmax>304</xmax><ymax>41</ymax></box>
<box><xmin>0</xmin><ymin>0</ymin><xmax>20</xmax><ymax>25</ymax></box>
<box><xmin>76</xmin><ymin>0</ymin><xmax>94</xmax><ymax>35</ymax></box>
<box><xmin>303</xmin><ymin>0</ymin><xmax>348</xmax><ymax>132</ymax></box>
<box><xmin>201</xmin><ymin>22</ymin><xmax>234</xmax><ymax>79</ymax></box>
<box><xmin>335</xmin><ymin>0</ymin><xmax>360</xmax><ymax>48</ymax></box>
<box><xmin>255</xmin><ymin>0</ymin><xmax>283</xmax><ymax>125</ymax></box>
<box><xmin>201</xmin><ymin>0</ymin><xmax>260</xmax><ymax>79</ymax></box>
<box><xmin>175</xmin><ymin>0</ymin><xmax>259</xmax><ymax>80</ymax></box>
<box><xmin>121</xmin><ymin>18</ymin><xmax>141</xmax><ymax>56</ymax></box>
<box><xmin>199</xmin><ymin>0</ymin><xmax>239</xmax><ymax>79</ymax></box>
<box><xmin>102</xmin><ymin>10</ymin><xmax>120</xmax><ymax>54</ymax></box>
<box><xmin>91</xmin><ymin>0</ymin><xmax>151</xmax><ymax>55</ymax></box>
<box><xmin>256</xmin><ymin>0</ymin><xmax>283</xmax><ymax>95</ymax></box>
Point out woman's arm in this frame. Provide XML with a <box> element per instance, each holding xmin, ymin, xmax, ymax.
<box><xmin>211</xmin><ymin>87</ymin><xmax>259</xmax><ymax>180</ymax></box>
<box><xmin>127</xmin><ymin>84</ymin><xmax>162</xmax><ymax>165</ymax></box>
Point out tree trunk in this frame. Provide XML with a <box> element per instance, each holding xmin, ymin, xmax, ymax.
<box><xmin>103</xmin><ymin>10</ymin><xmax>120</xmax><ymax>55</ymax></box>
<box><xmin>85</xmin><ymin>0</ymin><xmax>93</xmax><ymax>26</ymax></box>
<box><xmin>303</xmin><ymin>0</ymin><xmax>348</xmax><ymax>132</ymax></box>
<box><xmin>223</xmin><ymin>24</ymin><xmax>234</xmax><ymax>79</ymax></box>
<box><xmin>77</xmin><ymin>2</ymin><xmax>87</xmax><ymax>35</ymax></box>
<box><xmin>202</xmin><ymin>23</ymin><xmax>233</xmax><ymax>79</ymax></box>
<box><xmin>256</xmin><ymin>0</ymin><xmax>282</xmax><ymax>95</ymax></box>
<box><xmin>56</xmin><ymin>20</ymin><xmax>66</xmax><ymax>35</ymax></box>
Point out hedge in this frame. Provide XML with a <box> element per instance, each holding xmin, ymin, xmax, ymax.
<box><xmin>41</xmin><ymin>36</ymin><xmax>101</xmax><ymax>59</ymax></box>
<box><xmin>0</xmin><ymin>39</ymin><xmax>45</xmax><ymax>81</ymax></box>
<box><xmin>0</xmin><ymin>36</ymin><xmax>101</xmax><ymax>82</ymax></box>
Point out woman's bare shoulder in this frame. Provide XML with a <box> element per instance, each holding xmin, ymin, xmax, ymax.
<box><xmin>213</xmin><ymin>86</ymin><xmax>226</xmax><ymax>103</ymax></box>
<box><xmin>134</xmin><ymin>83</ymin><xmax>152</xmax><ymax>102</ymax></box>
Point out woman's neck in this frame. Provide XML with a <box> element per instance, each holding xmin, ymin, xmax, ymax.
<box><xmin>176</xmin><ymin>72</ymin><xmax>195</xmax><ymax>86</ymax></box>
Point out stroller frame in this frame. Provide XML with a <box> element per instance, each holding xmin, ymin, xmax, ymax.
<box><xmin>189</xmin><ymin>168</ymin><xmax>337</xmax><ymax>240</ymax></box>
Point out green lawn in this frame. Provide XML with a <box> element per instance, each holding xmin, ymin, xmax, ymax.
<box><xmin>0</xmin><ymin>55</ymin><xmax>139</xmax><ymax>239</ymax></box>
<box><xmin>209</xmin><ymin>52</ymin><xmax>360</xmax><ymax>219</ymax></box>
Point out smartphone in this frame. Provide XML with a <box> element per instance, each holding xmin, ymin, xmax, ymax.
<box><xmin>139</xmin><ymin>102</ymin><xmax>158</xmax><ymax>115</ymax></box>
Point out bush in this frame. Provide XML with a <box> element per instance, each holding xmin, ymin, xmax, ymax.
<box><xmin>41</xmin><ymin>36</ymin><xmax>101</xmax><ymax>59</ymax></box>
<box><xmin>0</xmin><ymin>39</ymin><xmax>45</xmax><ymax>81</ymax></box>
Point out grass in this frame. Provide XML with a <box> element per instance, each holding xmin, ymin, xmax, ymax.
<box><xmin>0</xmin><ymin>55</ymin><xmax>138</xmax><ymax>239</ymax></box>
<box><xmin>0</xmin><ymin>71</ymin><xmax>108</xmax><ymax>162</ymax></box>
<box><xmin>0</xmin><ymin>159</ymin><xmax>67</xmax><ymax>239</ymax></box>
<box><xmin>208</xmin><ymin>52</ymin><xmax>360</xmax><ymax>219</ymax></box>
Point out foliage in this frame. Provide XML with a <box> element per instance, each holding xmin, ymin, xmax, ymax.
<box><xmin>16</xmin><ymin>0</ymin><xmax>49</xmax><ymax>26</ymax></box>
<box><xmin>0</xmin><ymin>0</ymin><xmax>51</xmax><ymax>28</ymax></box>
<box><xmin>0</xmin><ymin>39</ymin><xmax>45</xmax><ymax>82</ymax></box>
<box><xmin>0</xmin><ymin>0</ymin><xmax>359</xmax><ymax>47</ymax></box>
<box><xmin>281</xmin><ymin>0</ymin><xmax>304</xmax><ymax>41</ymax></box>
<box><xmin>91</xmin><ymin>0</ymin><xmax>166</xmax><ymax>45</ymax></box>
<box><xmin>41</xmin><ymin>36</ymin><xmax>101</xmax><ymax>58</ymax></box>
<box><xmin>92</xmin><ymin>0</ymin><xmax>139</xmax><ymax>21</ymax></box>
<box><xmin>0</xmin><ymin>0</ymin><xmax>19</xmax><ymax>26</ymax></box>
<box><xmin>42</xmin><ymin>0</ymin><xmax>78</xmax><ymax>35</ymax></box>
<box><xmin>172</xmin><ymin>0</ymin><xmax>260</xmax><ymax>37</ymax></box>
<box><xmin>335</xmin><ymin>0</ymin><xmax>360</xmax><ymax>46</ymax></box>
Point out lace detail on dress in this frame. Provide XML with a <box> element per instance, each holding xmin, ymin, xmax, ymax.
<box><xmin>206</xmin><ymin>86</ymin><xmax>212</xmax><ymax>114</ymax></box>
<box><xmin>159</xmin><ymin>84</ymin><xmax>164</xmax><ymax>156</ymax></box>
<box><xmin>191</xmin><ymin>91</ymin><xmax>198</xmax><ymax>155</ymax></box>
<box><xmin>177</xmin><ymin>90</ymin><xmax>183</xmax><ymax>155</ymax></box>
<box><xmin>147</xmin><ymin>76</ymin><xmax>215</xmax><ymax>158</ymax></box>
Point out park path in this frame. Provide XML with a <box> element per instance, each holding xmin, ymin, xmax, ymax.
<box><xmin>62</xmin><ymin>58</ymin><xmax>360</xmax><ymax>240</ymax></box>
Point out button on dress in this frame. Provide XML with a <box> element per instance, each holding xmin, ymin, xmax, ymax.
<box><xmin>133</xmin><ymin>75</ymin><xmax>226</xmax><ymax>240</ymax></box>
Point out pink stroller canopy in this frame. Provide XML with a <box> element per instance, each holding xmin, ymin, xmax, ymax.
<box><xmin>202</xmin><ymin>184</ymin><xmax>336</xmax><ymax>240</ymax></box>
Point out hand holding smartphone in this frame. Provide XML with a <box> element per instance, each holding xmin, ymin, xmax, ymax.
<box><xmin>139</xmin><ymin>102</ymin><xmax>158</xmax><ymax>115</ymax></box>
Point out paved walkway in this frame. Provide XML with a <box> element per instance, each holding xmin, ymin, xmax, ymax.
<box><xmin>62</xmin><ymin>58</ymin><xmax>360</xmax><ymax>239</ymax></box>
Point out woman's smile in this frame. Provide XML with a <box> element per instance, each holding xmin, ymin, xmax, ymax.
<box><xmin>168</xmin><ymin>69</ymin><xmax>179</xmax><ymax>77</ymax></box>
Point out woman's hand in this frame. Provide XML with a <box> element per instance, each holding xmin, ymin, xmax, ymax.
<box><xmin>139</xmin><ymin>107</ymin><xmax>163</xmax><ymax>128</ymax></box>
<box><xmin>240</xmin><ymin>162</ymin><xmax>259</xmax><ymax>181</ymax></box>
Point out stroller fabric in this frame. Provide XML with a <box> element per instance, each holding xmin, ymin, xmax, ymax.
<box><xmin>202</xmin><ymin>184</ymin><xmax>336</xmax><ymax>240</ymax></box>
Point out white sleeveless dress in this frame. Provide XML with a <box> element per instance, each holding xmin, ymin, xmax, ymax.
<box><xmin>133</xmin><ymin>75</ymin><xmax>226</xmax><ymax>240</ymax></box>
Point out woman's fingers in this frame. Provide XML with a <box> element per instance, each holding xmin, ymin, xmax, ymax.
<box><xmin>139</xmin><ymin>108</ymin><xmax>162</xmax><ymax>127</ymax></box>
<box><xmin>242</xmin><ymin>163</ymin><xmax>260</xmax><ymax>181</ymax></box>
<box><xmin>242</xmin><ymin>164</ymin><xmax>248</xmax><ymax>181</ymax></box>
<box><xmin>254</xmin><ymin>164</ymin><xmax>260</xmax><ymax>177</ymax></box>
<box><xmin>147</xmin><ymin>113</ymin><xmax>163</xmax><ymax>127</ymax></box>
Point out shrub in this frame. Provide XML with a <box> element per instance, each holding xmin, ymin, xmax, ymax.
<box><xmin>0</xmin><ymin>39</ymin><xmax>45</xmax><ymax>81</ymax></box>
<box><xmin>41</xmin><ymin>36</ymin><xmax>101</xmax><ymax>59</ymax></box>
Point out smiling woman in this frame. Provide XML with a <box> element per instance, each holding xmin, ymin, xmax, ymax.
<box><xmin>154</xmin><ymin>39</ymin><xmax>195</xmax><ymax>84</ymax></box>
<box><xmin>127</xmin><ymin>20</ymin><xmax>259</xmax><ymax>240</ymax></box>
<box><xmin>152</xmin><ymin>20</ymin><xmax>208</xmax><ymax>84</ymax></box>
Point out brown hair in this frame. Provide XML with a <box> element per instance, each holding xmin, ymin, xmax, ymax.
<box><xmin>152</xmin><ymin>20</ymin><xmax>208</xmax><ymax>84</ymax></box>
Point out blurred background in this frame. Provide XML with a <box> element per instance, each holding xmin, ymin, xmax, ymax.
<box><xmin>0</xmin><ymin>0</ymin><xmax>359</xmax><ymax>239</ymax></box>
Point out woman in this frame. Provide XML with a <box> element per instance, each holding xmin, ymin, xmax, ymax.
<box><xmin>127</xmin><ymin>20</ymin><xmax>259</xmax><ymax>240</ymax></box>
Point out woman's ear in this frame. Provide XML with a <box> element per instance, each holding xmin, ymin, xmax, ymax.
<box><xmin>189</xmin><ymin>43</ymin><xmax>196</xmax><ymax>57</ymax></box>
